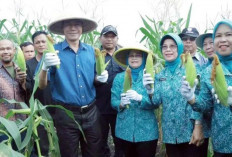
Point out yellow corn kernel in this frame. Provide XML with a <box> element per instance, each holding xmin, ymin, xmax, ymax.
<box><xmin>181</xmin><ymin>52</ymin><xmax>197</xmax><ymax>88</ymax></box>
<box><xmin>211</xmin><ymin>55</ymin><xmax>228</xmax><ymax>106</ymax></box>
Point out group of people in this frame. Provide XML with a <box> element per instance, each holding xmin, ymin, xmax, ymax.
<box><xmin>0</xmin><ymin>13</ymin><xmax>231</xmax><ymax>157</ymax></box>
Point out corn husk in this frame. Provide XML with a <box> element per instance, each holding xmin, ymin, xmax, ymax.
<box><xmin>44</xmin><ymin>35</ymin><xmax>59</xmax><ymax>68</ymax></box>
<box><xmin>16</xmin><ymin>48</ymin><xmax>26</xmax><ymax>72</ymax></box>
<box><xmin>95</xmin><ymin>48</ymin><xmax>110</xmax><ymax>75</ymax></box>
<box><xmin>211</xmin><ymin>55</ymin><xmax>228</xmax><ymax>106</ymax></box>
<box><xmin>181</xmin><ymin>52</ymin><xmax>197</xmax><ymax>88</ymax></box>
<box><xmin>145</xmin><ymin>52</ymin><xmax>154</xmax><ymax>88</ymax></box>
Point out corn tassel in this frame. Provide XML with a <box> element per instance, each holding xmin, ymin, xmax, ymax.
<box><xmin>211</xmin><ymin>55</ymin><xmax>228</xmax><ymax>106</ymax></box>
<box><xmin>95</xmin><ymin>48</ymin><xmax>110</xmax><ymax>75</ymax></box>
<box><xmin>181</xmin><ymin>52</ymin><xmax>197</xmax><ymax>88</ymax></box>
<box><xmin>16</xmin><ymin>47</ymin><xmax>26</xmax><ymax>72</ymax></box>
<box><xmin>145</xmin><ymin>52</ymin><xmax>154</xmax><ymax>88</ymax></box>
<box><xmin>44</xmin><ymin>35</ymin><xmax>59</xmax><ymax>68</ymax></box>
<box><xmin>123</xmin><ymin>67</ymin><xmax>132</xmax><ymax>108</ymax></box>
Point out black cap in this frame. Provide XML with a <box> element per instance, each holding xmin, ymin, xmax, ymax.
<box><xmin>100</xmin><ymin>25</ymin><xmax>118</xmax><ymax>36</ymax></box>
<box><xmin>179</xmin><ymin>27</ymin><xmax>199</xmax><ymax>38</ymax></box>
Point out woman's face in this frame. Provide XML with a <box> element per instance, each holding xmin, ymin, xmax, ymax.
<box><xmin>203</xmin><ymin>37</ymin><xmax>215</xmax><ymax>58</ymax></box>
<box><xmin>214</xmin><ymin>24</ymin><xmax>232</xmax><ymax>56</ymax></box>
<box><xmin>162</xmin><ymin>39</ymin><xmax>178</xmax><ymax>62</ymax></box>
<box><xmin>128</xmin><ymin>50</ymin><xmax>143</xmax><ymax>69</ymax></box>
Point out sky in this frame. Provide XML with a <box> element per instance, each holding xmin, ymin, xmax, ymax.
<box><xmin>0</xmin><ymin>0</ymin><xmax>231</xmax><ymax>45</ymax></box>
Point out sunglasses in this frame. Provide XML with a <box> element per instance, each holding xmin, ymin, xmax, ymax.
<box><xmin>182</xmin><ymin>36</ymin><xmax>196</xmax><ymax>41</ymax></box>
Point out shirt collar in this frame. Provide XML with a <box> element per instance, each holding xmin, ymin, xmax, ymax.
<box><xmin>61</xmin><ymin>40</ymin><xmax>87</xmax><ymax>51</ymax></box>
<box><xmin>193</xmin><ymin>52</ymin><xmax>200</xmax><ymax>61</ymax></box>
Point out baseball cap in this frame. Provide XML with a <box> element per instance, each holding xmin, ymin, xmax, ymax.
<box><xmin>100</xmin><ymin>25</ymin><xmax>118</xmax><ymax>36</ymax></box>
<box><xmin>179</xmin><ymin>27</ymin><xmax>199</xmax><ymax>38</ymax></box>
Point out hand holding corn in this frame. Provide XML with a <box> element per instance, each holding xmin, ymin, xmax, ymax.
<box><xmin>143</xmin><ymin>69</ymin><xmax>154</xmax><ymax>94</ymax></box>
<box><xmin>126</xmin><ymin>89</ymin><xmax>142</xmax><ymax>102</ymax></box>
<box><xmin>96</xmin><ymin>70</ymin><xmax>109</xmax><ymax>83</ymax></box>
<box><xmin>42</xmin><ymin>53</ymin><xmax>60</xmax><ymax>71</ymax></box>
<box><xmin>120</xmin><ymin>93</ymin><xmax>131</xmax><ymax>108</ymax></box>
<box><xmin>212</xmin><ymin>86</ymin><xmax>232</xmax><ymax>106</ymax></box>
<box><xmin>180</xmin><ymin>76</ymin><xmax>198</xmax><ymax>101</ymax></box>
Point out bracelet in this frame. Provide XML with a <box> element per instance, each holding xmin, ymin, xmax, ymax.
<box><xmin>195</xmin><ymin>120</ymin><xmax>202</xmax><ymax>125</ymax></box>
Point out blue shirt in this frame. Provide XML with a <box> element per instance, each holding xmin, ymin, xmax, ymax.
<box><xmin>151</xmin><ymin>65</ymin><xmax>201</xmax><ymax>144</ymax></box>
<box><xmin>194</xmin><ymin>64</ymin><xmax>232</xmax><ymax>153</ymax></box>
<box><xmin>111</xmin><ymin>70</ymin><xmax>159</xmax><ymax>142</ymax></box>
<box><xmin>50</xmin><ymin>40</ymin><xmax>96</xmax><ymax>106</ymax></box>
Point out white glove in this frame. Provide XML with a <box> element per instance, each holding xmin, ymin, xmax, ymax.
<box><xmin>42</xmin><ymin>52</ymin><xmax>60</xmax><ymax>71</ymax></box>
<box><xmin>143</xmin><ymin>72</ymin><xmax>154</xmax><ymax>94</ymax></box>
<box><xmin>126</xmin><ymin>89</ymin><xmax>142</xmax><ymax>102</ymax></box>
<box><xmin>120</xmin><ymin>93</ymin><xmax>130</xmax><ymax>107</ymax></box>
<box><xmin>213</xmin><ymin>86</ymin><xmax>232</xmax><ymax>106</ymax></box>
<box><xmin>96</xmin><ymin>70</ymin><xmax>108</xmax><ymax>83</ymax></box>
<box><xmin>227</xmin><ymin>86</ymin><xmax>232</xmax><ymax>106</ymax></box>
<box><xmin>211</xmin><ymin>88</ymin><xmax>220</xmax><ymax>104</ymax></box>
<box><xmin>180</xmin><ymin>76</ymin><xmax>198</xmax><ymax>101</ymax></box>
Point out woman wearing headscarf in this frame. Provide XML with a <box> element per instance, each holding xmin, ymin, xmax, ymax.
<box><xmin>180</xmin><ymin>19</ymin><xmax>232</xmax><ymax>156</ymax></box>
<box><xmin>196</xmin><ymin>32</ymin><xmax>216</xmax><ymax>68</ymax></box>
<box><xmin>111</xmin><ymin>46</ymin><xmax>158</xmax><ymax>157</ymax></box>
<box><xmin>143</xmin><ymin>33</ymin><xmax>204</xmax><ymax>157</ymax></box>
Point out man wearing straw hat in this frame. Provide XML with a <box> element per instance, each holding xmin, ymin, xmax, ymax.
<box><xmin>38</xmin><ymin>14</ymin><xmax>108</xmax><ymax>157</ymax></box>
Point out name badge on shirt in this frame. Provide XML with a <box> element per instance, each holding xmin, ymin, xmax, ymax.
<box><xmin>159</xmin><ymin>78</ymin><xmax>166</xmax><ymax>81</ymax></box>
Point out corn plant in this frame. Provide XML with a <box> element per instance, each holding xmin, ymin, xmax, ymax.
<box><xmin>0</xmin><ymin>51</ymin><xmax>84</xmax><ymax>157</ymax></box>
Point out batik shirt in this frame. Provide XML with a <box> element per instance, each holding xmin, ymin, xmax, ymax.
<box><xmin>0</xmin><ymin>62</ymin><xmax>26</xmax><ymax>121</ymax></box>
<box><xmin>194</xmin><ymin>64</ymin><xmax>232</xmax><ymax>153</ymax></box>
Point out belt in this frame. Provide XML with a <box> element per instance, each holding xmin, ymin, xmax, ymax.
<box><xmin>55</xmin><ymin>100</ymin><xmax>96</xmax><ymax>113</ymax></box>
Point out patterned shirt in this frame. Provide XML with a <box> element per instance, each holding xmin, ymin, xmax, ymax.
<box><xmin>152</xmin><ymin>64</ymin><xmax>201</xmax><ymax>144</ymax></box>
<box><xmin>111</xmin><ymin>70</ymin><xmax>159</xmax><ymax>142</ymax></box>
<box><xmin>0</xmin><ymin>62</ymin><xmax>26</xmax><ymax>121</ymax></box>
<box><xmin>194</xmin><ymin>64</ymin><xmax>232</xmax><ymax>153</ymax></box>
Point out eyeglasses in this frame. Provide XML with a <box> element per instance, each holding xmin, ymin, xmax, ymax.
<box><xmin>181</xmin><ymin>36</ymin><xmax>196</xmax><ymax>41</ymax></box>
<box><xmin>128</xmin><ymin>54</ymin><xmax>143</xmax><ymax>58</ymax></box>
<box><xmin>161</xmin><ymin>44</ymin><xmax>177</xmax><ymax>51</ymax></box>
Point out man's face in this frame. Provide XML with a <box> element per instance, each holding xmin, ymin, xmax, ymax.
<box><xmin>0</xmin><ymin>40</ymin><xmax>16</xmax><ymax>65</ymax></box>
<box><xmin>33</xmin><ymin>34</ymin><xmax>47</xmax><ymax>55</ymax></box>
<box><xmin>22</xmin><ymin>45</ymin><xmax>35</xmax><ymax>60</ymax></box>
<box><xmin>181</xmin><ymin>35</ymin><xmax>197</xmax><ymax>56</ymax></box>
<box><xmin>100</xmin><ymin>32</ymin><xmax>118</xmax><ymax>50</ymax></box>
<box><xmin>63</xmin><ymin>20</ymin><xmax>82</xmax><ymax>42</ymax></box>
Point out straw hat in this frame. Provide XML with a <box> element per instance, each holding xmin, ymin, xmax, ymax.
<box><xmin>48</xmin><ymin>13</ymin><xmax>97</xmax><ymax>35</ymax></box>
<box><xmin>196</xmin><ymin>33</ymin><xmax>213</xmax><ymax>49</ymax></box>
<box><xmin>113</xmin><ymin>45</ymin><xmax>154</xmax><ymax>68</ymax></box>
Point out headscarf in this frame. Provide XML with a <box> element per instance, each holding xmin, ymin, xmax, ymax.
<box><xmin>159</xmin><ymin>33</ymin><xmax>184</xmax><ymax>74</ymax></box>
<box><xmin>213</xmin><ymin>19</ymin><xmax>232</xmax><ymax>73</ymax></box>
<box><xmin>126</xmin><ymin>52</ymin><xmax>146</xmax><ymax>81</ymax></box>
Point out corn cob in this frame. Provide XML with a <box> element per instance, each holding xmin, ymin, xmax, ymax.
<box><xmin>145</xmin><ymin>52</ymin><xmax>154</xmax><ymax>88</ymax></box>
<box><xmin>44</xmin><ymin>35</ymin><xmax>59</xmax><ymax>68</ymax></box>
<box><xmin>95</xmin><ymin>48</ymin><xmax>110</xmax><ymax>75</ymax></box>
<box><xmin>123</xmin><ymin>66</ymin><xmax>132</xmax><ymax>92</ymax></box>
<box><xmin>123</xmin><ymin>67</ymin><xmax>132</xmax><ymax>108</ymax></box>
<box><xmin>211</xmin><ymin>55</ymin><xmax>228</xmax><ymax>106</ymax></box>
<box><xmin>181</xmin><ymin>52</ymin><xmax>197</xmax><ymax>88</ymax></box>
<box><xmin>16</xmin><ymin>47</ymin><xmax>26</xmax><ymax>72</ymax></box>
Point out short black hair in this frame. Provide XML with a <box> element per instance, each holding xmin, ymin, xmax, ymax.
<box><xmin>32</xmin><ymin>31</ymin><xmax>48</xmax><ymax>43</ymax></box>
<box><xmin>20</xmin><ymin>42</ymin><xmax>33</xmax><ymax>49</ymax></box>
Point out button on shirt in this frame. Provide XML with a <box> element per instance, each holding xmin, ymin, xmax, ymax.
<box><xmin>50</xmin><ymin>40</ymin><xmax>96</xmax><ymax>106</ymax></box>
